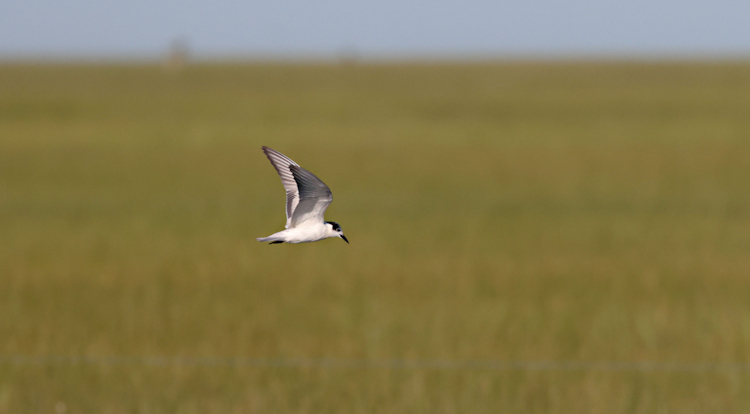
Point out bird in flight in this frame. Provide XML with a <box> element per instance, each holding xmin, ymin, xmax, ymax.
<box><xmin>257</xmin><ymin>146</ymin><xmax>348</xmax><ymax>245</ymax></box>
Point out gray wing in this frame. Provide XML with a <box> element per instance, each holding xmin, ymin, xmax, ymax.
<box><xmin>289</xmin><ymin>165</ymin><xmax>333</xmax><ymax>228</ymax></box>
<box><xmin>262</xmin><ymin>146</ymin><xmax>300</xmax><ymax>229</ymax></box>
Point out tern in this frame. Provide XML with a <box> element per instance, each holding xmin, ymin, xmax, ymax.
<box><xmin>257</xmin><ymin>146</ymin><xmax>349</xmax><ymax>245</ymax></box>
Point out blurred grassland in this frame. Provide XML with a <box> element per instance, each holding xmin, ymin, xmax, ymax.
<box><xmin>1</xmin><ymin>61</ymin><xmax>750</xmax><ymax>413</ymax></box>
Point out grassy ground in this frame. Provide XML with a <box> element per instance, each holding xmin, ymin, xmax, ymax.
<box><xmin>1</xmin><ymin>61</ymin><xmax>750</xmax><ymax>413</ymax></box>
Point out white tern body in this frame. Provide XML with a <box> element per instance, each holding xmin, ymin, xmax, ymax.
<box><xmin>257</xmin><ymin>146</ymin><xmax>348</xmax><ymax>245</ymax></box>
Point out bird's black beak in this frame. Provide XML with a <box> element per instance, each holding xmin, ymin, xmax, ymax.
<box><xmin>341</xmin><ymin>235</ymin><xmax>349</xmax><ymax>244</ymax></box>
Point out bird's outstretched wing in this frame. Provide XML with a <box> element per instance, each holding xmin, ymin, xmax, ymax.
<box><xmin>289</xmin><ymin>165</ymin><xmax>333</xmax><ymax>228</ymax></box>
<box><xmin>262</xmin><ymin>146</ymin><xmax>301</xmax><ymax>229</ymax></box>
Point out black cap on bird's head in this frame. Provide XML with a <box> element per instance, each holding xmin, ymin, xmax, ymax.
<box><xmin>326</xmin><ymin>221</ymin><xmax>348</xmax><ymax>244</ymax></box>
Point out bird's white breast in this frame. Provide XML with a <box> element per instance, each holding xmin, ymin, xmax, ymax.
<box><xmin>283</xmin><ymin>223</ymin><xmax>331</xmax><ymax>243</ymax></box>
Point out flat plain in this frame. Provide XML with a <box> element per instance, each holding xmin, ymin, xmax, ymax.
<box><xmin>1</xmin><ymin>61</ymin><xmax>750</xmax><ymax>413</ymax></box>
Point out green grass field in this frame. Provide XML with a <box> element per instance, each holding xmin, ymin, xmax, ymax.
<box><xmin>1</xmin><ymin>61</ymin><xmax>750</xmax><ymax>413</ymax></box>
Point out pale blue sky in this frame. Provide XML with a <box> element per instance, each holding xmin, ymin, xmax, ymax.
<box><xmin>2</xmin><ymin>0</ymin><xmax>750</xmax><ymax>59</ymax></box>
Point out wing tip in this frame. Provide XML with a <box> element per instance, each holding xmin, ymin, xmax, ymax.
<box><xmin>262</xmin><ymin>146</ymin><xmax>287</xmax><ymax>166</ymax></box>
<box><xmin>262</xmin><ymin>147</ymin><xmax>298</xmax><ymax>167</ymax></box>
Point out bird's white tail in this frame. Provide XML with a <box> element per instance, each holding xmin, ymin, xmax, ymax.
<box><xmin>257</xmin><ymin>236</ymin><xmax>283</xmax><ymax>243</ymax></box>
